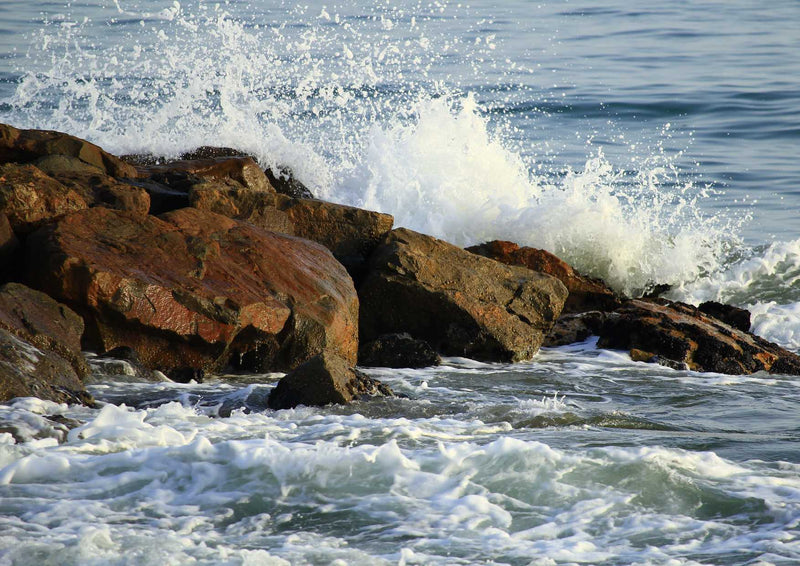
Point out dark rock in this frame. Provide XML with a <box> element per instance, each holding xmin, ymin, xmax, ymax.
<box><xmin>137</xmin><ymin>156</ymin><xmax>271</xmax><ymax>193</ymax></box>
<box><xmin>190</xmin><ymin>187</ymin><xmax>393</xmax><ymax>283</ymax></box>
<box><xmin>359</xmin><ymin>333</ymin><xmax>441</xmax><ymax>368</ymax></box>
<box><xmin>698</xmin><ymin>301</ymin><xmax>751</xmax><ymax>332</ymax></box>
<box><xmin>0</xmin><ymin>163</ymin><xmax>87</xmax><ymax>234</ymax></box>
<box><xmin>467</xmin><ymin>240</ymin><xmax>621</xmax><ymax>313</ymax></box>
<box><xmin>265</xmin><ymin>167</ymin><xmax>314</xmax><ymax>199</ymax></box>
<box><xmin>24</xmin><ymin>206</ymin><xmax>359</xmax><ymax>375</ymax></box>
<box><xmin>0</xmin><ymin>213</ymin><xmax>19</xmax><ymax>271</ymax></box>
<box><xmin>543</xmin><ymin>311</ymin><xmax>607</xmax><ymax>347</ymax></box>
<box><xmin>88</xmin><ymin>346</ymin><xmax>163</xmax><ymax>381</ymax></box>
<box><xmin>597</xmin><ymin>298</ymin><xmax>800</xmax><ymax>375</ymax></box>
<box><xmin>0</xmin><ymin>282</ymin><xmax>91</xmax><ymax>404</ymax></box>
<box><xmin>180</xmin><ymin>147</ymin><xmax>253</xmax><ymax>161</ymax></box>
<box><xmin>359</xmin><ymin>228</ymin><xmax>568</xmax><ymax>362</ymax></box>
<box><xmin>165</xmin><ymin>367</ymin><xmax>205</xmax><ymax>384</ymax></box>
<box><xmin>267</xmin><ymin>352</ymin><xmax>393</xmax><ymax>410</ymax></box>
<box><xmin>629</xmin><ymin>348</ymin><xmax>690</xmax><ymax>371</ymax></box>
<box><xmin>0</xmin><ymin>123</ymin><xmax>137</xmax><ymax>178</ymax></box>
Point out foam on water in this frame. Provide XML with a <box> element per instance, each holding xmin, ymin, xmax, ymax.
<box><xmin>2</xmin><ymin>0</ymin><xmax>745</xmax><ymax>297</ymax></box>
<box><xmin>2</xmin><ymin>389</ymin><xmax>799</xmax><ymax>565</ymax></box>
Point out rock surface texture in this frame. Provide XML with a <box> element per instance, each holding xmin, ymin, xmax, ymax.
<box><xmin>597</xmin><ymin>299</ymin><xmax>800</xmax><ymax>375</ymax></box>
<box><xmin>0</xmin><ymin>283</ymin><xmax>91</xmax><ymax>404</ymax></box>
<box><xmin>359</xmin><ymin>229</ymin><xmax>568</xmax><ymax>362</ymax></box>
<box><xmin>24</xmin><ymin>206</ymin><xmax>359</xmax><ymax>374</ymax></box>
<box><xmin>358</xmin><ymin>333</ymin><xmax>441</xmax><ymax>368</ymax></box>
<box><xmin>467</xmin><ymin>240</ymin><xmax>621</xmax><ymax>313</ymax></box>
<box><xmin>267</xmin><ymin>352</ymin><xmax>393</xmax><ymax>410</ymax></box>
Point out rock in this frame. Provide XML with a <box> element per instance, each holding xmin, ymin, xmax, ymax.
<box><xmin>267</xmin><ymin>352</ymin><xmax>393</xmax><ymax>410</ymax></box>
<box><xmin>0</xmin><ymin>123</ymin><xmax>137</xmax><ymax>178</ymax></box>
<box><xmin>698</xmin><ymin>301</ymin><xmax>751</xmax><ymax>332</ymax></box>
<box><xmin>359</xmin><ymin>228</ymin><xmax>568</xmax><ymax>362</ymax></box>
<box><xmin>629</xmin><ymin>348</ymin><xmax>690</xmax><ymax>371</ymax></box>
<box><xmin>0</xmin><ymin>163</ymin><xmax>87</xmax><ymax>234</ymax></box>
<box><xmin>180</xmin><ymin>147</ymin><xmax>253</xmax><ymax>161</ymax></box>
<box><xmin>190</xmin><ymin>187</ymin><xmax>393</xmax><ymax>283</ymax></box>
<box><xmin>265</xmin><ymin>167</ymin><xmax>314</xmax><ymax>199</ymax></box>
<box><xmin>35</xmin><ymin>155</ymin><xmax>150</xmax><ymax>215</ymax></box>
<box><xmin>87</xmin><ymin>346</ymin><xmax>164</xmax><ymax>382</ymax></box>
<box><xmin>467</xmin><ymin>240</ymin><xmax>621</xmax><ymax>313</ymax></box>
<box><xmin>0</xmin><ymin>282</ymin><xmax>91</xmax><ymax>404</ymax></box>
<box><xmin>597</xmin><ymin>298</ymin><xmax>800</xmax><ymax>375</ymax></box>
<box><xmin>25</xmin><ymin>206</ymin><xmax>359</xmax><ymax>374</ymax></box>
<box><xmin>543</xmin><ymin>311</ymin><xmax>607</xmax><ymax>347</ymax></box>
<box><xmin>138</xmin><ymin>156</ymin><xmax>271</xmax><ymax>193</ymax></box>
<box><xmin>0</xmin><ymin>213</ymin><xmax>19</xmax><ymax>270</ymax></box>
<box><xmin>359</xmin><ymin>333</ymin><xmax>441</xmax><ymax>368</ymax></box>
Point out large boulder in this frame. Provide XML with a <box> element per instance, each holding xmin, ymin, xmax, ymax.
<box><xmin>267</xmin><ymin>352</ymin><xmax>393</xmax><ymax>410</ymax></box>
<box><xmin>597</xmin><ymin>299</ymin><xmax>800</xmax><ymax>375</ymax></box>
<box><xmin>0</xmin><ymin>123</ymin><xmax>137</xmax><ymax>178</ymax></box>
<box><xmin>359</xmin><ymin>228</ymin><xmax>569</xmax><ymax>362</ymax></box>
<box><xmin>0</xmin><ymin>283</ymin><xmax>91</xmax><ymax>404</ymax></box>
<box><xmin>0</xmin><ymin>163</ymin><xmax>87</xmax><ymax>234</ymax></box>
<box><xmin>24</xmin><ymin>207</ymin><xmax>359</xmax><ymax>375</ymax></box>
<box><xmin>467</xmin><ymin>240</ymin><xmax>621</xmax><ymax>313</ymax></box>
<box><xmin>190</xmin><ymin>187</ymin><xmax>393</xmax><ymax>282</ymax></box>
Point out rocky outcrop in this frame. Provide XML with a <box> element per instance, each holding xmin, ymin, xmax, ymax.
<box><xmin>0</xmin><ymin>123</ymin><xmax>137</xmax><ymax>178</ymax></box>
<box><xmin>0</xmin><ymin>283</ymin><xmax>91</xmax><ymax>404</ymax></box>
<box><xmin>138</xmin><ymin>156</ymin><xmax>271</xmax><ymax>193</ymax></box>
<box><xmin>543</xmin><ymin>311</ymin><xmax>608</xmax><ymax>347</ymax></box>
<box><xmin>597</xmin><ymin>299</ymin><xmax>800</xmax><ymax>375</ymax></box>
<box><xmin>697</xmin><ymin>301</ymin><xmax>751</xmax><ymax>332</ymax></box>
<box><xmin>24</xmin><ymin>206</ymin><xmax>359</xmax><ymax>375</ymax></box>
<box><xmin>190</xmin><ymin>186</ymin><xmax>393</xmax><ymax>282</ymax></box>
<box><xmin>358</xmin><ymin>333</ymin><xmax>441</xmax><ymax>368</ymax></box>
<box><xmin>359</xmin><ymin>228</ymin><xmax>568</xmax><ymax>362</ymax></box>
<box><xmin>267</xmin><ymin>352</ymin><xmax>393</xmax><ymax>410</ymax></box>
<box><xmin>0</xmin><ymin>213</ymin><xmax>19</xmax><ymax>270</ymax></box>
<box><xmin>467</xmin><ymin>240</ymin><xmax>621</xmax><ymax>313</ymax></box>
<box><xmin>0</xmin><ymin>163</ymin><xmax>87</xmax><ymax>234</ymax></box>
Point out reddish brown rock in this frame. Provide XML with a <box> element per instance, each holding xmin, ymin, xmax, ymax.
<box><xmin>0</xmin><ymin>123</ymin><xmax>136</xmax><ymax>178</ymax></box>
<box><xmin>267</xmin><ymin>352</ymin><xmax>393</xmax><ymax>410</ymax></box>
<box><xmin>190</xmin><ymin>187</ymin><xmax>393</xmax><ymax>282</ymax></box>
<box><xmin>359</xmin><ymin>228</ymin><xmax>568</xmax><ymax>362</ymax></box>
<box><xmin>24</xmin><ymin>207</ymin><xmax>359</xmax><ymax>374</ymax></box>
<box><xmin>0</xmin><ymin>163</ymin><xmax>87</xmax><ymax>234</ymax></box>
<box><xmin>597</xmin><ymin>298</ymin><xmax>800</xmax><ymax>375</ymax></box>
<box><xmin>467</xmin><ymin>240</ymin><xmax>621</xmax><ymax>314</ymax></box>
<box><xmin>0</xmin><ymin>283</ymin><xmax>91</xmax><ymax>405</ymax></box>
<box><xmin>137</xmin><ymin>156</ymin><xmax>271</xmax><ymax>192</ymax></box>
<box><xmin>36</xmin><ymin>155</ymin><xmax>150</xmax><ymax>215</ymax></box>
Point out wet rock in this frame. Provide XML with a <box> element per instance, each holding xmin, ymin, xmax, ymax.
<box><xmin>543</xmin><ymin>311</ymin><xmax>607</xmax><ymax>347</ymax></box>
<box><xmin>138</xmin><ymin>156</ymin><xmax>271</xmax><ymax>193</ymax></box>
<box><xmin>0</xmin><ymin>213</ymin><xmax>19</xmax><ymax>270</ymax></box>
<box><xmin>597</xmin><ymin>298</ymin><xmax>800</xmax><ymax>375</ymax></box>
<box><xmin>88</xmin><ymin>346</ymin><xmax>164</xmax><ymax>382</ymax></box>
<box><xmin>0</xmin><ymin>163</ymin><xmax>87</xmax><ymax>234</ymax></box>
<box><xmin>359</xmin><ymin>228</ymin><xmax>568</xmax><ymax>362</ymax></box>
<box><xmin>265</xmin><ymin>167</ymin><xmax>314</xmax><ymax>199</ymax></box>
<box><xmin>35</xmin><ymin>155</ymin><xmax>150</xmax><ymax>215</ymax></box>
<box><xmin>267</xmin><ymin>352</ymin><xmax>393</xmax><ymax>410</ymax></box>
<box><xmin>25</xmin><ymin>206</ymin><xmax>359</xmax><ymax>375</ymax></box>
<box><xmin>467</xmin><ymin>240</ymin><xmax>621</xmax><ymax>313</ymax></box>
<box><xmin>629</xmin><ymin>348</ymin><xmax>690</xmax><ymax>371</ymax></box>
<box><xmin>0</xmin><ymin>282</ymin><xmax>91</xmax><ymax>404</ymax></box>
<box><xmin>698</xmin><ymin>301</ymin><xmax>751</xmax><ymax>332</ymax></box>
<box><xmin>0</xmin><ymin>123</ymin><xmax>137</xmax><ymax>178</ymax></box>
<box><xmin>190</xmin><ymin>187</ymin><xmax>393</xmax><ymax>283</ymax></box>
<box><xmin>359</xmin><ymin>333</ymin><xmax>441</xmax><ymax>368</ymax></box>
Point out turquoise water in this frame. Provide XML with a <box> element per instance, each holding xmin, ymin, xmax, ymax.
<box><xmin>1</xmin><ymin>2</ymin><xmax>800</xmax><ymax>564</ymax></box>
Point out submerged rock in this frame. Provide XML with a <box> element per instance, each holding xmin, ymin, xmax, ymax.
<box><xmin>467</xmin><ymin>240</ymin><xmax>621</xmax><ymax>313</ymax></box>
<box><xmin>0</xmin><ymin>283</ymin><xmax>91</xmax><ymax>405</ymax></box>
<box><xmin>597</xmin><ymin>299</ymin><xmax>800</xmax><ymax>375</ymax></box>
<box><xmin>359</xmin><ymin>228</ymin><xmax>568</xmax><ymax>362</ymax></box>
<box><xmin>359</xmin><ymin>333</ymin><xmax>441</xmax><ymax>368</ymax></box>
<box><xmin>267</xmin><ymin>352</ymin><xmax>393</xmax><ymax>410</ymax></box>
<box><xmin>25</xmin><ymin>206</ymin><xmax>359</xmax><ymax>375</ymax></box>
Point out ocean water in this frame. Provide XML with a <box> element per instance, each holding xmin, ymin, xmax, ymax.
<box><xmin>1</xmin><ymin>1</ymin><xmax>800</xmax><ymax>564</ymax></box>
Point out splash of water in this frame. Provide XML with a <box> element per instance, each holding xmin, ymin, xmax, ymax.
<box><xmin>2</xmin><ymin>0</ymin><xmax>742</xmax><ymax>296</ymax></box>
